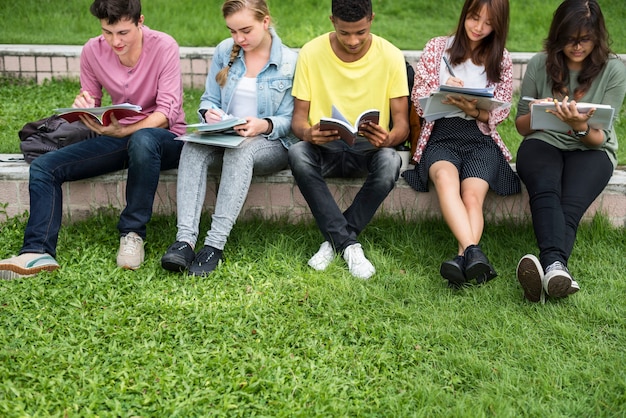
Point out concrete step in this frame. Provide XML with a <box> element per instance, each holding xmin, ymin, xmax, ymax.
<box><xmin>1</xmin><ymin>154</ymin><xmax>625</xmax><ymax>227</ymax></box>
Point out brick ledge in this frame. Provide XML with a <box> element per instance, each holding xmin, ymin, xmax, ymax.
<box><xmin>1</xmin><ymin>154</ymin><xmax>624</xmax><ymax>228</ymax></box>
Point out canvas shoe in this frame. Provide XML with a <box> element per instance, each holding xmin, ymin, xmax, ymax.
<box><xmin>543</xmin><ymin>261</ymin><xmax>573</xmax><ymax>298</ymax></box>
<box><xmin>161</xmin><ymin>241</ymin><xmax>196</xmax><ymax>272</ymax></box>
<box><xmin>343</xmin><ymin>243</ymin><xmax>375</xmax><ymax>280</ymax></box>
<box><xmin>117</xmin><ymin>232</ymin><xmax>145</xmax><ymax>270</ymax></box>
<box><xmin>188</xmin><ymin>245</ymin><xmax>223</xmax><ymax>277</ymax></box>
<box><xmin>0</xmin><ymin>253</ymin><xmax>59</xmax><ymax>279</ymax></box>
<box><xmin>307</xmin><ymin>241</ymin><xmax>335</xmax><ymax>271</ymax></box>
<box><xmin>516</xmin><ymin>254</ymin><xmax>545</xmax><ymax>303</ymax></box>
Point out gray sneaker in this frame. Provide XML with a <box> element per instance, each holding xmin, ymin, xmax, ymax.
<box><xmin>117</xmin><ymin>232</ymin><xmax>145</xmax><ymax>270</ymax></box>
<box><xmin>543</xmin><ymin>261</ymin><xmax>573</xmax><ymax>298</ymax></box>
<box><xmin>343</xmin><ymin>243</ymin><xmax>375</xmax><ymax>280</ymax></box>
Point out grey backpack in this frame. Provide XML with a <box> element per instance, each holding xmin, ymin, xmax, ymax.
<box><xmin>18</xmin><ymin>115</ymin><xmax>96</xmax><ymax>163</ymax></box>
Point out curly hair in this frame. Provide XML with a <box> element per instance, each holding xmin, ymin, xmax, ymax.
<box><xmin>331</xmin><ymin>0</ymin><xmax>372</xmax><ymax>22</ymax></box>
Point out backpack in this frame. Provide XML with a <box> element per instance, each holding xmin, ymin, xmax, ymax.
<box><xmin>18</xmin><ymin>115</ymin><xmax>97</xmax><ymax>163</ymax></box>
<box><xmin>405</xmin><ymin>61</ymin><xmax>422</xmax><ymax>158</ymax></box>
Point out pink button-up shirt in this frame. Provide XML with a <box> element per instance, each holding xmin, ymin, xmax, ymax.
<box><xmin>79</xmin><ymin>26</ymin><xmax>186</xmax><ymax>136</ymax></box>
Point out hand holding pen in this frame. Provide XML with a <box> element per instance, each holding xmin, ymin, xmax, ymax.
<box><xmin>204</xmin><ymin>107</ymin><xmax>228</xmax><ymax>123</ymax></box>
<box><xmin>443</xmin><ymin>56</ymin><xmax>464</xmax><ymax>87</ymax></box>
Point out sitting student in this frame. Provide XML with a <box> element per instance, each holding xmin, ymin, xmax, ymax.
<box><xmin>160</xmin><ymin>0</ymin><xmax>297</xmax><ymax>276</ymax></box>
<box><xmin>0</xmin><ymin>0</ymin><xmax>185</xmax><ymax>279</ymax></box>
<box><xmin>288</xmin><ymin>0</ymin><xmax>409</xmax><ymax>280</ymax></box>
<box><xmin>402</xmin><ymin>0</ymin><xmax>519</xmax><ymax>288</ymax></box>
<box><xmin>515</xmin><ymin>0</ymin><xmax>626</xmax><ymax>302</ymax></box>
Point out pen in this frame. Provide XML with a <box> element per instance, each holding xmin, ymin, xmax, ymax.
<box><xmin>443</xmin><ymin>56</ymin><xmax>456</xmax><ymax>77</ymax></box>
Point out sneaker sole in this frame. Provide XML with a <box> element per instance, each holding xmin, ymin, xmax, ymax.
<box><xmin>0</xmin><ymin>263</ymin><xmax>59</xmax><ymax>276</ymax></box>
<box><xmin>516</xmin><ymin>256</ymin><xmax>543</xmax><ymax>303</ymax></box>
<box><xmin>465</xmin><ymin>261</ymin><xmax>497</xmax><ymax>284</ymax></box>
<box><xmin>545</xmin><ymin>273</ymin><xmax>572</xmax><ymax>298</ymax></box>
<box><xmin>161</xmin><ymin>254</ymin><xmax>190</xmax><ymax>272</ymax></box>
<box><xmin>440</xmin><ymin>262</ymin><xmax>466</xmax><ymax>288</ymax></box>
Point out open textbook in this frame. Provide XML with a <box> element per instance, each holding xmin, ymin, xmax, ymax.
<box><xmin>54</xmin><ymin>103</ymin><xmax>145</xmax><ymax>126</ymax></box>
<box><xmin>319</xmin><ymin>105</ymin><xmax>380</xmax><ymax>146</ymax></box>
<box><xmin>529</xmin><ymin>101</ymin><xmax>615</xmax><ymax>132</ymax></box>
<box><xmin>418</xmin><ymin>86</ymin><xmax>509</xmax><ymax>122</ymax></box>
<box><xmin>176</xmin><ymin>132</ymin><xmax>247</xmax><ymax>148</ymax></box>
<box><xmin>186</xmin><ymin>115</ymin><xmax>247</xmax><ymax>134</ymax></box>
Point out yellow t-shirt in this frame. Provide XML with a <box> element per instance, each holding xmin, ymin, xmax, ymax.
<box><xmin>292</xmin><ymin>32</ymin><xmax>408</xmax><ymax>131</ymax></box>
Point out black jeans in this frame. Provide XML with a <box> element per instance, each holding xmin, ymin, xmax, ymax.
<box><xmin>288</xmin><ymin>139</ymin><xmax>401</xmax><ymax>252</ymax></box>
<box><xmin>516</xmin><ymin>139</ymin><xmax>613</xmax><ymax>268</ymax></box>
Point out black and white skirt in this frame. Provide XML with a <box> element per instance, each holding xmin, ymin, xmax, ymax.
<box><xmin>402</xmin><ymin>117</ymin><xmax>520</xmax><ymax>195</ymax></box>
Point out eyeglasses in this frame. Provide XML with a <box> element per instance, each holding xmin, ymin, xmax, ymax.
<box><xmin>566</xmin><ymin>36</ymin><xmax>594</xmax><ymax>47</ymax></box>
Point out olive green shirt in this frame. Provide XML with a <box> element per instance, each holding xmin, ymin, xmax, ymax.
<box><xmin>516</xmin><ymin>53</ymin><xmax>626</xmax><ymax>168</ymax></box>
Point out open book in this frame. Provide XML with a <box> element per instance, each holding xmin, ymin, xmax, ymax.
<box><xmin>530</xmin><ymin>101</ymin><xmax>615</xmax><ymax>132</ymax></box>
<box><xmin>176</xmin><ymin>132</ymin><xmax>247</xmax><ymax>148</ymax></box>
<box><xmin>54</xmin><ymin>103</ymin><xmax>145</xmax><ymax>126</ymax></box>
<box><xmin>186</xmin><ymin>115</ymin><xmax>247</xmax><ymax>134</ymax></box>
<box><xmin>418</xmin><ymin>87</ymin><xmax>509</xmax><ymax>122</ymax></box>
<box><xmin>320</xmin><ymin>106</ymin><xmax>380</xmax><ymax>146</ymax></box>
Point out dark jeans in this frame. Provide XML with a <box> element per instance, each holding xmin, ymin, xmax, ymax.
<box><xmin>516</xmin><ymin>139</ymin><xmax>613</xmax><ymax>268</ymax></box>
<box><xmin>288</xmin><ymin>139</ymin><xmax>401</xmax><ymax>252</ymax></box>
<box><xmin>21</xmin><ymin>128</ymin><xmax>183</xmax><ymax>257</ymax></box>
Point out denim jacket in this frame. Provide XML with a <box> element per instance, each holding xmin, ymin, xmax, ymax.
<box><xmin>198</xmin><ymin>28</ymin><xmax>298</xmax><ymax>148</ymax></box>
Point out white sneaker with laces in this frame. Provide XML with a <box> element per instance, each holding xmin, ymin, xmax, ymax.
<box><xmin>307</xmin><ymin>241</ymin><xmax>335</xmax><ymax>271</ymax></box>
<box><xmin>343</xmin><ymin>243</ymin><xmax>375</xmax><ymax>280</ymax></box>
<box><xmin>117</xmin><ymin>232</ymin><xmax>145</xmax><ymax>270</ymax></box>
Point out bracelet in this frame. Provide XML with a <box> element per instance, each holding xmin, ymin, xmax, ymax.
<box><xmin>263</xmin><ymin>118</ymin><xmax>273</xmax><ymax>135</ymax></box>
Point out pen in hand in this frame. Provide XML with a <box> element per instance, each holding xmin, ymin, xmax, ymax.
<box><xmin>443</xmin><ymin>56</ymin><xmax>456</xmax><ymax>78</ymax></box>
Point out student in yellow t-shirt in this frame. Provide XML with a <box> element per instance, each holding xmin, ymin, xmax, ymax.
<box><xmin>288</xmin><ymin>0</ymin><xmax>409</xmax><ymax>280</ymax></box>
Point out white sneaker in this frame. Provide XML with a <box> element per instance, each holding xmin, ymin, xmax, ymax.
<box><xmin>117</xmin><ymin>232</ymin><xmax>145</xmax><ymax>270</ymax></box>
<box><xmin>307</xmin><ymin>241</ymin><xmax>335</xmax><ymax>271</ymax></box>
<box><xmin>343</xmin><ymin>243</ymin><xmax>375</xmax><ymax>280</ymax></box>
<box><xmin>543</xmin><ymin>261</ymin><xmax>573</xmax><ymax>298</ymax></box>
<box><xmin>516</xmin><ymin>254</ymin><xmax>545</xmax><ymax>303</ymax></box>
<box><xmin>0</xmin><ymin>252</ymin><xmax>59</xmax><ymax>279</ymax></box>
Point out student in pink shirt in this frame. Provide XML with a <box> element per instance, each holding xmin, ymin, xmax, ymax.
<box><xmin>0</xmin><ymin>0</ymin><xmax>185</xmax><ymax>279</ymax></box>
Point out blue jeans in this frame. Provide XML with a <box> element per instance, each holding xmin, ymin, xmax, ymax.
<box><xmin>516</xmin><ymin>139</ymin><xmax>613</xmax><ymax>268</ymax></box>
<box><xmin>21</xmin><ymin>128</ymin><xmax>182</xmax><ymax>257</ymax></box>
<box><xmin>288</xmin><ymin>140</ymin><xmax>401</xmax><ymax>252</ymax></box>
<box><xmin>175</xmin><ymin>137</ymin><xmax>288</xmax><ymax>250</ymax></box>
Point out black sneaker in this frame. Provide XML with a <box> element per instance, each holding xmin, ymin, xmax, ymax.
<box><xmin>464</xmin><ymin>244</ymin><xmax>497</xmax><ymax>284</ymax></box>
<box><xmin>440</xmin><ymin>255</ymin><xmax>467</xmax><ymax>288</ymax></box>
<box><xmin>161</xmin><ymin>241</ymin><xmax>195</xmax><ymax>272</ymax></box>
<box><xmin>188</xmin><ymin>246</ymin><xmax>223</xmax><ymax>277</ymax></box>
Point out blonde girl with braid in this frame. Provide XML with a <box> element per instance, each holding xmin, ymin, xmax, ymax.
<box><xmin>161</xmin><ymin>0</ymin><xmax>298</xmax><ymax>276</ymax></box>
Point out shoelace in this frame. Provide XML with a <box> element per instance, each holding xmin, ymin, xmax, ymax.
<box><xmin>122</xmin><ymin>235</ymin><xmax>141</xmax><ymax>254</ymax></box>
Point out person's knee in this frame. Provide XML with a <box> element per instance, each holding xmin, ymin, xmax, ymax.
<box><xmin>128</xmin><ymin>129</ymin><xmax>161</xmax><ymax>162</ymax></box>
<box><xmin>373</xmin><ymin>148</ymin><xmax>401</xmax><ymax>180</ymax></box>
<box><xmin>288</xmin><ymin>142</ymin><xmax>312</xmax><ymax>172</ymax></box>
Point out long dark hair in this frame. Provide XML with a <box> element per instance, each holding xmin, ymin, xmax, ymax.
<box><xmin>447</xmin><ymin>0</ymin><xmax>509</xmax><ymax>84</ymax></box>
<box><xmin>544</xmin><ymin>0</ymin><xmax>611</xmax><ymax>100</ymax></box>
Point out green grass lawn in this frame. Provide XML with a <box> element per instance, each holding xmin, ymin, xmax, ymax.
<box><xmin>1</xmin><ymin>212</ymin><xmax>625</xmax><ymax>416</ymax></box>
<box><xmin>1</xmin><ymin>1</ymin><xmax>626</xmax><ymax>415</ymax></box>
<box><xmin>1</xmin><ymin>0</ymin><xmax>626</xmax><ymax>52</ymax></box>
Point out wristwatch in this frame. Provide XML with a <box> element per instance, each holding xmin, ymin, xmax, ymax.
<box><xmin>573</xmin><ymin>125</ymin><xmax>589</xmax><ymax>138</ymax></box>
